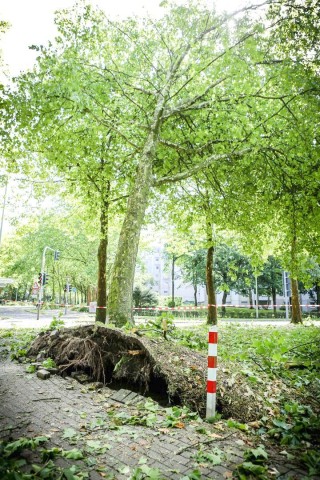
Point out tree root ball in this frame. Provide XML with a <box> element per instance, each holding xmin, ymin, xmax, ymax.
<box><xmin>27</xmin><ymin>325</ymin><xmax>265</xmax><ymax>421</ymax></box>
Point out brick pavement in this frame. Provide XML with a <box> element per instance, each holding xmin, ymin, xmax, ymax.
<box><xmin>0</xmin><ymin>359</ymin><xmax>310</xmax><ymax>479</ymax></box>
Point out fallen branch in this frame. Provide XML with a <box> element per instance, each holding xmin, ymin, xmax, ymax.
<box><xmin>32</xmin><ymin>397</ymin><xmax>61</xmax><ymax>402</ymax></box>
<box><xmin>174</xmin><ymin>432</ymin><xmax>235</xmax><ymax>455</ymax></box>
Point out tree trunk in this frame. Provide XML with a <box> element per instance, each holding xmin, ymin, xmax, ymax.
<box><xmin>204</xmin><ymin>202</ymin><xmax>217</xmax><ymax>324</ymax></box>
<box><xmin>193</xmin><ymin>282</ymin><xmax>198</xmax><ymax>306</ymax></box>
<box><xmin>171</xmin><ymin>255</ymin><xmax>176</xmax><ymax>307</ymax></box>
<box><xmin>206</xmin><ymin>245</ymin><xmax>217</xmax><ymax>325</ymax></box>
<box><xmin>291</xmin><ymin>277</ymin><xmax>302</xmax><ymax>324</ymax></box>
<box><xmin>249</xmin><ymin>289</ymin><xmax>253</xmax><ymax>309</ymax></box>
<box><xmin>222</xmin><ymin>290</ymin><xmax>228</xmax><ymax>315</ymax></box>
<box><xmin>108</xmin><ymin>77</ymin><xmax>173</xmax><ymax>326</ymax></box>
<box><xmin>316</xmin><ymin>284</ymin><xmax>320</xmax><ymax>314</ymax></box>
<box><xmin>290</xmin><ymin>226</ymin><xmax>302</xmax><ymax>324</ymax></box>
<box><xmin>108</xmin><ymin>138</ymin><xmax>155</xmax><ymax>326</ymax></box>
<box><xmin>96</xmin><ymin>196</ymin><xmax>109</xmax><ymax>324</ymax></box>
<box><xmin>272</xmin><ymin>286</ymin><xmax>277</xmax><ymax>318</ymax></box>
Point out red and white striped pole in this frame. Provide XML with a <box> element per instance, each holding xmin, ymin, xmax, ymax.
<box><xmin>206</xmin><ymin>326</ymin><xmax>218</xmax><ymax>418</ymax></box>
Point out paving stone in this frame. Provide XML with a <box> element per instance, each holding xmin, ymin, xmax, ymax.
<box><xmin>46</xmin><ymin>367</ymin><xmax>59</xmax><ymax>374</ymax></box>
<box><xmin>0</xmin><ymin>360</ymin><xmax>313</xmax><ymax>480</ymax></box>
<box><xmin>108</xmin><ymin>389</ymin><xmax>145</xmax><ymax>405</ymax></box>
<box><xmin>37</xmin><ymin>368</ymin><xmax>51</xmax><ymax>380</ymax></box>
<box><xmin>122</xmin><ymin>390</ymin><xmax>142</xmax><ymax>404</ymax></box>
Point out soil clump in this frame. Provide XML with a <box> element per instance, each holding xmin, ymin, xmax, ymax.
<box><xmin>27</xmin><ymin>325</ymin><xmax>265</xmax><ymax>421</ymax></box>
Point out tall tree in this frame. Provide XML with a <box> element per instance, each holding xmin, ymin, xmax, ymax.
<box><xmin>178</xmin><ymin>250</ymin><xmax>206</xmax><ymax>306</ymax></box>
<box><xmin>258</xmin><ymin>256</ymin><xmax>283</xmax><ymax>317</ymax></box>
<box><xmin>106</xmin><ymin>2</ymin><xmax>276</xmax><ymax>325</ymax></box>
<box><xmin>6</xmin><ymin>4</ymin><xmax>131</xmax><ymax>322</ymax></box>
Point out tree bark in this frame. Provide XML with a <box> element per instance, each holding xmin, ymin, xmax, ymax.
<box><xmin>204</xmin><ymin>202</ymin><xmax>217</xmax><ymax>324</ymax></box>
<box><xmin>206</xmin><ymin>245</ymin><xmax>218</xmax><ymax>324</ymax></box>
<box><xmin>248</xmin><ymin>289</ymin><xmax>253</xmax><ymax>309</ymax></box>
<box><xmin>316</xmin><ymin>284</ymin><xmax>320</xmax><ymax>314</ymax></box>
<box><xmin>108</xmin><ymin>135</ymin><xmax>155</xmax><ymax>326</ymax></box>
<box><xmin>290</xmin><ymin>226</ymin><xmax>302</xmax><ymax>324</ymax></box>
<box><xmin>193</xmin><ymin>282</ymin><xmax>198</xmax><ymax>306</ymax></box>
<box><xmin>272</xmin><ymin>286</ymin><xmax>277</xmax><ymax>318</ymax></box>
<box><xmin>222</xmin><ymin>290</ymin><xmax>228</xmax><ymax>315</ymax></box>
<box><xmin>291</xmin><ymin>277</ymin><xmax>302</xmax><ymax>324</ymax></box>
<box><xmin>171</xmin><ymin>255</ymin><xmax>176</xmax><ymax>307</ymax></box>
<box><xmin>96</xmin><ymin>196</ymin><xmax>109</xmax><ymax>324</ymax></box>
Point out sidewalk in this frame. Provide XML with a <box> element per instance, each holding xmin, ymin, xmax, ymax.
<box><xmin>0</xmin><ymin>359</ymin><xmax>310</xmax><ymax>479</ymax></box>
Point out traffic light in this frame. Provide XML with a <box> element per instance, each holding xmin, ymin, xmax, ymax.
<box><xmin>38</xmin><ymin>273</ymin><xmax>42</xmax><ymax>285</ymax></box>
<box><xmin>43</xmin><ymin>273</ymin><xmax>49</xmax><ymax>286</ymax></box>
<box><xmin>54</xmin><ymin>250</ymin><xmax>60</xmax><ymax>261</ymax></box>
<box><xmin>64</xmin><ymin>284</ymin><xmax>67</xmax><ymax>292</ymax></box>
<box><xmin>68</xmin><ymin>284</ymin><xmax>72</xmax><ymax>292</ymax></box>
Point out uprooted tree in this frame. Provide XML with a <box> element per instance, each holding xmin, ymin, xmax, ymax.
<box><xmin>27</xmin><ymin>324</ymin><xmax>270</xmax><ymax>421</ymax></box>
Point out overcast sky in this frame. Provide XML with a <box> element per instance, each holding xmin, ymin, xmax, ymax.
<box><xmin>1</xmin><ymin>0</ymin><xmax>247</xmax><ymax>77</ymax></box>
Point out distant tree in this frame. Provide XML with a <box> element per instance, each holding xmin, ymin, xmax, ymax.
<box><xmin>178</xmin><ymin>250</ymin><xmax>206</xmax><ymax>306</ymax></box>
<box><xmin>258</xmin><ymin>256</ymin><xmax>283</xmax><ymax>317</ymax></box>
<box><xmin>132</xmin><ymin>286</ymin><xmax>158</xmax><ymax>309</ymax></box>
<box><xmin>0</xmin><ymin>210</ymin><xmax>98</xmax><ymax>305</ymax></box>
<box><xmin>214</xmin><ymin>244</ymin><xmax>254</xmax><ymax>312</ymax></box>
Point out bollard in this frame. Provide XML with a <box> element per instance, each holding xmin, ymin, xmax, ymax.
<box><xmin>206</xmin><ymin>325</ymin><xmax>218</xmax><ymax>418</ymax></box>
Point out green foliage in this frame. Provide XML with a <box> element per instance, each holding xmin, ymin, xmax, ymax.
<box><xmin>42</xmin><ymin>357</ymin><xmax>56</xmax><ymax>369</ymax></box>
<box><xmin>49</xmin><ymin>316</ymin><xmax>65</xmax><ymax>330</ymax></box>
<box><xmin>171</xmin><ymin>329</ymin><xmax>207</xmax><ymax>351</ymax></box>
<box><xmin>226</xmin><ymin>419</ymin><xmax>248</xmax><ymax>431</ymax></box>
<box><xmin>300</xmin><ymin>450</ymin><xmax>320</xmax><ymax>477</ymax></box>
<box><xmin>133</xmin><ymin>286</ymin><xmax>158</xmax><ymax>308</ymax></box>
<box><xmin>62</xmin><ymin>428</ymin><xmax>80</xmax><ymax>444</ymax></box>
<box><xmin>128</xmin><ymin>463</ymin><xmax>165</xmax><ymax>480</ymax></box>
<box><xmin>0</xmin><ymin>329</ymin><xmax>39</xmax><ymax>361</ymax></box>
<box><xmin>164</xmin><ymin>406</ymin><xmax>200</xmax><ymax>427</ymax></box>
<box><xmin>1</xmin><ymin>436</ymin><xmax>48</xmax><ymax>456</ymax></box>
<box><xmin>146</xmin><ymin>313</ymin><xmax>175</xmax><ymax>334</ymax></box>
<box><xmin>25</xmin><ymin>364</ymin><xmax>36</xmax><ymax>373</ymax></box>
<box><xmin>266</xmin><ymin>402</ymin><xmax>320</xmax><ymax>446</ymax></box>
<box><xmin>107</xmin><ymin>401</ymin><xmax>200</xmax><ymax>431</ymax></box>
<box><xmin>0</xmin><ymin>213</ymin><xmax>99</xmax><ymax>303</ymax></box>
<box><xmin>62</xmin><ymin>448</ymin><xmax>84</xmax><ymax>460</ymax></box>
<box><xmin>235</xmin><ymin>445</ymin><xmax>268</xmax><ymax>479</ymax></box>
<box><xmin>84</xmin><ymin>440</ymin><xmax>111</xmax><ymax>455</ymax></box>
<box><xmin>0</xmin><ymin>436</ymin><xmax>90</xmax><ymax>480</ymax></box>
<box><xmin>194</xmin><ymin>447</ymin><xmax>224</xmax><ymax>466</ymax></box>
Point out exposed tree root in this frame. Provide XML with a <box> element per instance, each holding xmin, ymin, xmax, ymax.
<box><xmin>27</xmin><ymin>325</ymin><xmax>267</xmax><ymax>421</ymax></box>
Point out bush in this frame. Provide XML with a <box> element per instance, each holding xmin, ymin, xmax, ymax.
<box><xmin>133</xmin><ymin>287</ymin><xmax>158</xmax><ymax>308</ymax></box>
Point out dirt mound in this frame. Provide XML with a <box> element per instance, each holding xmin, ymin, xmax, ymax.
<box><xmin>27</xmin><ymin>325</ymin><xmax>265</xmax><ymax>421</ymax></box>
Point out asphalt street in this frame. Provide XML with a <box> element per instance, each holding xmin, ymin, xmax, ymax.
<box><xmin>0</xmin><ymin>304</ymin><xmax>93</xmax><ymax>329</ymax></box>
<box><xmin>0</xmin><ymin>304</ymin><xmax>293</xmax><ymax>330</ymax></box>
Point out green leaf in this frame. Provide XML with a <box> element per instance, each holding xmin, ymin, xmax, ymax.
<box><xmin>62</xmin><ymin>448</ymin><xmax>84</xmax><ymax>460</ymax></box>
<box><xmin>62</xmin><ymin>428</ymin><xmax>79</xmax><ymax>440</ymax></box>
<box><xmin>227</xmin><ymin>419</ymin><xmax>248</xmax><ymax>431</ymax></box>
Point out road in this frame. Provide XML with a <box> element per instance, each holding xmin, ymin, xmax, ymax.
<box><xmin>0</xmin><ymin>304</ymin><xmax>93</xmax><ymax>329</ymax></box>
<box><xmin>0</xmin><ymin>304</ymin><xmax>298</xmax><ymax>330</ymax></box>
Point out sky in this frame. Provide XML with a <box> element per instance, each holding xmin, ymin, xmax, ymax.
<box><xmin>1</xmin><ymin>0</ymin><xmax>247</xmax><ymax>77</ymax></box>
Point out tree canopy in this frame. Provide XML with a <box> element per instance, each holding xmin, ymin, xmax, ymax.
<box><xmin>1</xmin><ymin>0</ymin><xmax>319</xmax><ymax>325</ymax></box>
